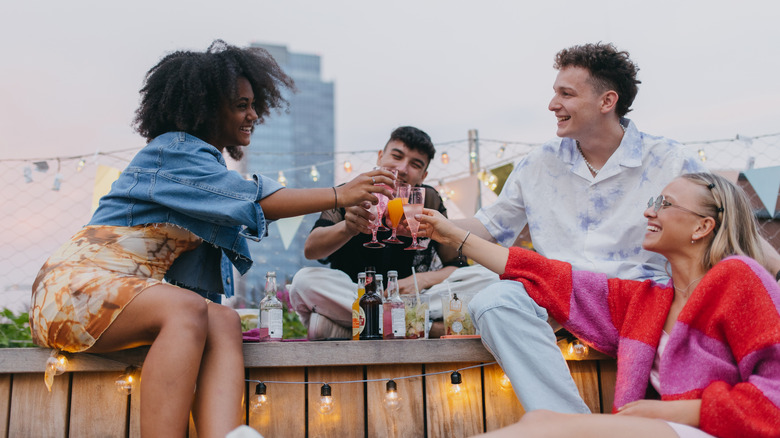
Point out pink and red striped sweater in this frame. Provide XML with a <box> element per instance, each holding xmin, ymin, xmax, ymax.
<box><xmin>500</xmin><ymin>247</ymin><xmax>780</xmax><ymax>438</ymax></box>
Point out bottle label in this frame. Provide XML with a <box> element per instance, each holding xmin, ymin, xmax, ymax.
<box><xmin>352</xmin><ymin>308</ymin><xmax>361</xmax><ymax>338</ymax></box>
<box><xmin>268</xmin><ymin>308</ymin><xmax>283</xmax><ymax>338</ymax></box>
<box><xmin>391</xmin><ymin>307</ymin><xmax>405</xmax><ymax>337</ymax></box>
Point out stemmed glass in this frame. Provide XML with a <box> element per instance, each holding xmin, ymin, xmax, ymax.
<box><xmin>403</xmin><ymin>186</ymin><xmax>426</xmax><ymax>250</ymax></box>
<box><xmin>383</xmin><ymin>183</ymin><xmax>409</xmax><ymax>244</ymax></box>
<box><xmin>363</xmin><ymin>202</ymin><xmax>385</xmax><ymax>248</ymax></box>
<box><xmin>374</xmin><ymin>167</ymin><xmax>395</xmax><ymax>231</ymax></box>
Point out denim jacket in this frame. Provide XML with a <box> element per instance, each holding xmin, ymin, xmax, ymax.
<box><xmin>89</xmin><ymin>132</ymin><xmax>284</xmax><ymax>297</ymax></box>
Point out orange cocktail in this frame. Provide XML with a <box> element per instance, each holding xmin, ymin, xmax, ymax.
<box><xmin>387</xmin><ymin>198</ymin><xmax>404</xmax><ymax>228</ymax></box>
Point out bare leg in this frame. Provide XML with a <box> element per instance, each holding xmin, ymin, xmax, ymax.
<box><xmin>476</xmin><ymin>410</ymin><xmax>679</xmax><ymax>438</ymax></box>
<box><xmin>88</xmin><ymin>285</ymin><xmax>211</xmax><ymax>438</ymax></box>
<box><xmin>191</xmin><ymin>303</ymin><xmax>245</xmax><ymax>437</ymax></box>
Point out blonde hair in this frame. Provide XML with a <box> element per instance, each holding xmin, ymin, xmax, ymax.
<box><xmin>681</xmin><ymin>172</ymin><xmax>765</xmax><ymax>270</ymax></box>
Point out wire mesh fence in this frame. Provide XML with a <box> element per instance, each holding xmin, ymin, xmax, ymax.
<box><xmin>2</xmin><ymin>132</ymin><xmax>779</xmax><ymax>311</ymax></box>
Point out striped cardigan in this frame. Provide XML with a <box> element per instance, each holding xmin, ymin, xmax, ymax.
<box><xmin>500</xmin><ymin>248</ymin><xmax>780</xmax><ymax>438</ymax></box>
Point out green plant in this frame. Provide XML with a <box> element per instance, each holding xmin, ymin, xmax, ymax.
<box><xmin>0</xmin><ymin>309</ymin><xmax>35</xmax><ymax>348</ymax></box>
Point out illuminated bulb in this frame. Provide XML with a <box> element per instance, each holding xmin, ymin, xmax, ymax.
<box><xmin>318</xmin><ymin>383</ymin><xmax>334</xmax><ymax>415</ymax></box>
<box><xmin>497</xmin><ymin>145</ymin><xmax>506</xmax><ymax>158</ymax></box>
<box><xmin>499</xmin><ymin>372</ymin><xmax>512</xmax><ymax>390</ymax></box>
<box><xmin>568</xmin><ymin>339</ymin><xmax>589</xmax><ymax>360</ymax></box>
<box><xmin>310</xmin><ymin>165</ymin><xmax>320</xmax><ymax>182</ymax></box>
<box><xmin>250</xmin><ymin>382</ymin><xmax>268</xmax><ymax>412</ymax></box>
<box><xmin>384</xmin><ymin>380</ymin><xmax>401</xmax><ymax>412</ymax></box>
<box><xmin>115</xmin><ymin>367</ymin><xmax>139</xmax><ymax>394</ymax></box>
<box><xmin>449</xmin><ymin>371</ymin><xmax>464</xmax><ymax>398</ymax></box>
<box><xmin>441</xmin><ymin>152</ymin><xmax>449</xmax><ymax>164</ymax></box>
<box><xmin>343</xmin><ymin>161</ymin><xmax>353</xmax><ymax>173</ymax></box>
<box><xmin>469</xmin><ymin>151</ymin><xmax>477</xmax><ymax>162</ymax></box>
<box><xmin>277</xmin><ymin>171</ymin><xmax>288</xmax><ymax>187</ymax></box>
<box><xmin>46</xmin><ymin>352</ymin><xmax>68</xmax><ymax>376</ymax></box>
<box><xmin>697</xmin><ymin>149</ymin><xmax>707</xmax><ymax>162</ymax></box>
<box><xmin>77</xmin><ymin>159</ymin><xmax>86</xmax><ymax>172</ymax></box>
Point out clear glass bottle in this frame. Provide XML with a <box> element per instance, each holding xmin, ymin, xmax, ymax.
<box><xmin>259</xmin><ymin>271</ymin><xmax>283</xmax><ymax>342</ymax></box>
<box><xmin>352</xmin><ymin>272</ymin><xmax>366</xmax><ymax>340</ymax></box>
<box><xmin>375</xmin><ymin>274</ymin><xmax>385</xmax><ymax>338</ymax></box>
<box><xmin>383</xmin><ymin>271</ymin><xmax>405</xmax><ymax>339</ymax></box>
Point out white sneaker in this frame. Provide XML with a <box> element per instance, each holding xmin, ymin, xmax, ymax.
<box><xmin>307</xmin><ymin>312</ymin><xmax>351</xmax><ymax>340</ymax></box>
<box><xmin>227</xmin><ymin>425</ymin><xmax>264</xmax><ymax>438</ymax></box>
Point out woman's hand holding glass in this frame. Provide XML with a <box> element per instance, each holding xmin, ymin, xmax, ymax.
<box><xmin>374</xmin><ymin>167</ymin><xmax>396</xmax><ymax>231</ymax></box>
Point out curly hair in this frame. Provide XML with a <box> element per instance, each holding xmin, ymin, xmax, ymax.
<box><xmin>133</xmin><ymin>40</ymin><xmax>295</xmax><ymax>160</ymax></box>
<box><xmin>554</xmin><ymin>43</ymin><xmax>640</xmax><ymax>118</ymax></box>
<box><xmin>681</xmin><ymin>172</ymin><xmax>765</xmax><ymax>271</ymax></box>
<box><xmin>386</xmin><ymin>126</ymin><xmax>436</xmax><ymax>167</ymax></box>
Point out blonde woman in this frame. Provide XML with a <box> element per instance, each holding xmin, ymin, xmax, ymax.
<box><xmin>419</xmin><ymin>173</ymin><xmax>779</xmax><ymax>438</ymax></box>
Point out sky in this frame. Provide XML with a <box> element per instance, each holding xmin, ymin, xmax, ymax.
<box><xmin>2</xmin><ymin>0</ymin><xmax>780</xmax><ymax>162</ymax></box>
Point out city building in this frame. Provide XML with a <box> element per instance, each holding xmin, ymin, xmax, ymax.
<box><xmin>236</xmin><ymin>42</ymin><xmax>335</xmax><ymax>306</ymax></box>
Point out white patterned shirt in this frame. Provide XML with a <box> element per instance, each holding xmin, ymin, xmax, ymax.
<box><xmin>475</xmin><ymin>119</ymin><xmax>706</xmax><ymax>282</ymax></box>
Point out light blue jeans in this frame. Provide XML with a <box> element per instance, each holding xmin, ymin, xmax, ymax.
<box><xmin>468</xmin><ymin>280</ymin><xmax>591</xmax><ymax>413</ymax></box>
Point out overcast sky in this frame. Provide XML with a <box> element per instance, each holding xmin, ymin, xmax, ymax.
<box><xmin>2</xmin><ymin>0</ymin><xmax>779</xmax><ymax>162</ymax></box>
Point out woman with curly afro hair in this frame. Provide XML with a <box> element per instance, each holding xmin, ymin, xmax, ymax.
<box><xmin>30</xmin><ymin>40</ymin><xmax>393</xmax><ymax>437</ymax></box>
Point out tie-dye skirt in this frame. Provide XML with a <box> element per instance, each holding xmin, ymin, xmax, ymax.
<box><xmin>30</xmin><ymin>224</ymin><xmax>202</xmax><ymax>352</ymax></box>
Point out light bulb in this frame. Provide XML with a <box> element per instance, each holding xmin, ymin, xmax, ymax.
<box><xmin>250</xmin><ymin>382</ymin><xmax>268</xmax><ymax>412</ymax></box>
<box><xmin>499</xmin><ymin>372</ymin><xmax>512</xmax><ymax>390</ymax></box>
<box><xmin>568</xmin><ymin>340</ymin><xmax>589</xmax><ymax>360</ymax></box>
<box><xmin>318</xmin><ymin>384</ymin><xmax>334</xmax><ymax>415</ymax></box>
<box><xmin>115</xmin><ymin>366</ymin><xmax>139</xmax><ymax>394</ymax></box>
<box><xmin>46</xmin><ymin>352</ymin><xmax>68</xmax><ymax>376</ymax></box>
<box><xmin>23</xmin><ymin>166</ymin><xmax>33</xmax><ymax>183</ymax></box>
<box><xmin>310</xmin><ymin>165</ymin><xmax>320</xmax><ymax>182</ymax></box>
<box><xmin>52</xmin><ymin>173</ymin><xmax>63</xmax><ymax>191</ymax></box>
<box><xmin>384</xmin><ymin>380</ymin><xmax>401</xmax><ymax>412</ymax></box>
<box><xmin>497</xmin><ymin>145</ymin><xmax>506</xmax><ymax>158</ymax></box>
<box><xmin>441</xmin><ymin>152</ymin><xmax>449</xmax><ymax>164</ymax></box>
<box><xmin>343</xmin><ymin>161</ymin><xmax>353</xmax><ymax>173</ymax></box>
<box><xmin>76</xmin><ymin>159</ymin><xmax>86</xmax><ymax>172</ymax></box>
<box><xmin>698</xmin><ymin>149</ymin><xmax>707</xmax><ymax>162</ymax></box>
<box><xmin>448</xmin><ymin>371</ymin><xmax>463</xmax><ymax>398</ymax></box>
<box><xmin>277</xmin><ymin>171</ymin><xmax>287</xmax><ymax>187</ymax></box>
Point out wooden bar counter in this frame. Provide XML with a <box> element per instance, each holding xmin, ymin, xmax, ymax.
<box><xmin>0</xmin><ymin>339</ymin><xmax>616</xmax><ymax>437</ymax></box>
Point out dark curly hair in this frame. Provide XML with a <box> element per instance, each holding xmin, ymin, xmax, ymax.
<box><xmin>133</xmin><ymin>40</ymin><xmax>295</xmax><ymax>160</ymax></box>
<box><xmin>386</xmin><ymin>126</ymin><xmax>436</xmax><ymax>167</ymax></box>
<box><xmin>554</xmin><ymin>43</ymin><xmax>640</xmax><ymax>118</ymax></box>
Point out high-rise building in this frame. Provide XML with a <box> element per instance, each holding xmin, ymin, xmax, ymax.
<box><xmin>237</xmin><ymin>43</ymin><xmax>335</xmax><ymax>305</ymax></box>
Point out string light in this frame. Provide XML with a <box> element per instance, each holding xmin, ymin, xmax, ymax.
<box><xmin>115</xmin><ymin>366</ymin><xmax>140</xmax><ymax>394</ymax></box>
<box><xmin>384</xmin><ymin>380</ymin><xmax>401</xmax><ymax>412</ymax></box>
<box><xmin>499</xmin><ymin>372</ymin><xmax>512</xmax><ymax>390</ymax></box>
<box><xmin>310</xmin><ymin>165</ymin><xmax>320</xmax><ymax>182</ymax></box>
<box><xmin>250</xmin><ymin>382</ymin><xmax>268</xmax><ymax>412</ymax></box>
<box><xmin>567</xmin><ymin>339</ymin><xmax>589</xmax><ymax>360</ymax></box>
<box><xmin>277</xmin><ymin>171</ymin><xmax>288</xmax><ymax>187</ymax></box>
<box><xmin>497</xmin><ymin>144</ymin><xmax>506</xmax><ymax>158</ymax></box>
<box><xmin>449</xmin><ymin>371</ymin><xmax>464</xmax><ymax>398</ymax></box>
<box><xmin>318</xmin><ymin>383</ymin><xmax>335</xmax><ymax>415</ymax></box>
<box><xmin>46</xmin><ymin>351</ymin><xmax>68</xmax><ymax>376</ymax></box>
<box><xmin>441</xmin><ymin>152</ymin><xmax>449</xmax><ymax>164</ymax></box>
<box><xmin>23</xmin><ymin>166</ymin><xmax>33</xmax><ymax>183</ymax></box>
<box><xmin>76</xmin><ymin>159</ymin><xmax>86</xmax><ymax>172</ymax></box>
<box><xmin>343</xmin><ymin>161</ymin><xmax>353</xmax><ymax>173</ymax></box>
<box><xmin>698</xmin><ymin>149</ymin><xmax>707</xmax><ymax>162</ymax></box>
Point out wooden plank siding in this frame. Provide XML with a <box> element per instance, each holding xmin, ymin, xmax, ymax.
<box><xmin>0</xmin><ymin>339</ymin><xmax>615</xmax><ymax>437</ymax></box>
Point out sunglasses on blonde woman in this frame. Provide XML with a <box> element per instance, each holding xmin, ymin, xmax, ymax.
<box><xmin>647</xmin><ymin>196</ymin><xmax>707</xmax><ymax>218</ymax></box>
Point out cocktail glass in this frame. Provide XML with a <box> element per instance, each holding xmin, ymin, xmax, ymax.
<box><xmin>362</xmin><ymin>202</ymin><xmax>385</xmax><ymax>248</ymax></box>
<box><xmin>383</xmin><ymin>183</ymin><xmax>408</xmax><ymax>244</ymax></box>
<box><xmin>375</xmin><ymin>167</ymin><xmax>395</xmax><ymax>231</ymax></box>
<box><xmin>403</xmin><ymin>186</ymin><xmax>426</xmax><ymax>250</ymax></box>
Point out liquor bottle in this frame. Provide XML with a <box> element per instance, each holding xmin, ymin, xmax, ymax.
<box><xmin>259</xmin><ymin>271</ymin><xmax>283</xmax><ymax>342</ymax></box>
<box><xmin>359</xmin><ymin>266</ymin><xmax>382</xmax><ymax>340</ymax></box>
<box><xmin>383</xmin><ymin>271</ymin><xmax>405</xmax><ymax>339</ymax></box>
<box><xmin>352</xmin><ymin>272</ymin><xmax>366</xmax><ymax>340</ymax></box>
<box><xmin>375</xmin><ymin>274</ymin><xmax>385</xmax><ymax>338</ymax></box>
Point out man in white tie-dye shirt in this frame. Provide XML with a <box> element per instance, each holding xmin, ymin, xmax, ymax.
<box><xmin>455</xmin><ymin>42</ymin><xmax>707</xmax><ymax>413</ymax></box>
